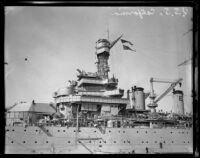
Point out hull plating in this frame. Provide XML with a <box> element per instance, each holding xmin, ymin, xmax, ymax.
<box><xmin>5</xmin><ymin>126</ymin><xmax>193</xmax><ymax>154</ymax></box>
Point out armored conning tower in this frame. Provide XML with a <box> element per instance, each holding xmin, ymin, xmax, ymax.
<box><xmin>95</xmin><ymin>39</ymin><xmax>110</xmax><ymax>79</ymax></box>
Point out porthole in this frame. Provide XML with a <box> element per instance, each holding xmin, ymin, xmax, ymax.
<box><xmin>94</xmin><ymin>131</ymin><xmax>96</xmax><ymax>133</ymax></box>
<box><xmin>36</xmin><ymin>130</ymin><xmax>38</xmax><ymax>132</ymax></box>
<box><xmin>23</xmin><ymin>141</ymin><xmax>26</xmax><ymax>143</ymax></box>
<box><xmin>154</xmin><ymin>131</ymin><xmax>156</xmax><ymax>133</ymax></box>
<box><xmin>170</xmin><ymin>132</ymin><xmax>173</xmax><ymax>134</ymax></box>
<box><xmin>188</xmin><ymin>141</ymin><xmax>189</xmax><ymax>143</ymax></box>
<box><xmin>114</xmin><ymin>141</ymin><xmax>116</xmax><ymax>143</ymax></box>
<box><xmin>109</xmin><ymin>130</ymin><xmax>111</xmax><ymax>133</ymax></box>
<box><xmin>123</xmin><ymin>131</ymin><xmax>125</xmax><ymax>133</ymax></box>
<box><xmin>142</xmin><ymin>141</ymin><xmax>144</xmax><ymax>143</ymax></box>
<box><xmin>146</xmin><ymin>141</ymin><xmax>148</xmax><ymax>143</ymax></box>
<box><xmin>73</xmin><ymin>130</ymin><xmax>76</xmax><ymax>132</ymax></box>
<box><xmin>68</xmin><ymin>141</ymin><xmax>71</xmax><ymax>143</ymax></box>
<box><xmin>128</xmin><ymin>141</ymin><xmax>130</xmax><ymax>144</ymax></box>
<box><xmin>104</xmin><ymin>141</ymin><xmax>106</xmax><ymax>143</ymax></box>
<box><xmin>155</xmin><ymin>141</ymin><xmax>157</xmax><ymax>143</ymax></box>
<box><xmin>137</xmin><ymin>131</ymin><xmax>139</xmax><ymax>133</ymax></box>
<box><xmin>24</xmin><ymin>129</ymin><xmax>26</xmax><ymax>132</ymax></box>
<box><xmin>46</xmin><ymin>130</ymin><xmax>49</xmax><ymax>132</ymax></box>
<box><xmin>163</xmin><ymin>141</ymin><xmax>165</xmax><ymax>143</ymax></box>
<box><xmin>89</xmin><ymin>141</ymin><xmax>91</xmax><ymax>143</ymax></box>
<box><xmin>183</xmin><ymin>141</ymin><xmax>185</xmax><ymax>143</ymax></box>
<box><xmin>11</xmin><ymin>141</ymin><xmax>14</xmax><ymax>144</ymax></box>
<box><xmin>99</xmin><ymin>141</ymin><xmax>101</xmax><ymax>143</ymax></box>
<box><xmin>99</xmin><ymin>145</ymin><xmax>102</xmax><ymax>147</ymax></box>
<box><xmin>46</xmin><ymin>141</ymin><xmax>48</xmax><ymax>143</ymax></box>
<box><xmin>12</xmin><ymin>129</ymin><xmax>15</xmax><ymax>132</ymax></box>
<box><xmin>6</xmin><ymin>129</ymin><xmax>9</xmax><ymax>132</ymax></box>
<box><xmin>58</xmin><ymin>130</ymin><xmax>60</xmax><ymax>132</ymax></box>
<box><xmin>145</xmin><ymin>131</ymin><xmax>147</xmax><ymax>133</ymax></box>
<box><xmin>172</xmin><ymin>141</ymin><xmax>174</xmax><ymax>143</ymax></box>
<box><xmin>124</xmin><ymin>141</ymin><xmax>126</xmax><ymax>143</ymax></box>
<box><xmin>182</xmin><ymin>132</ymin><xmax>184</xmax><ymax>134</ymax></box>
<box><xmin>118</xmin><ymin>131</ymin><xmax>120</xmax><ymax>133</ymax></box>
<box><xmin>35</xmin><ymin>141</ymin><xmax>37</xmax><ymax>143</ymax></box>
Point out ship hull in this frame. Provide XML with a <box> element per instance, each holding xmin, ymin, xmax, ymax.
<box><xmin>5</xmin><ymin>126</ymin><xmax>193</xmax><ymax>154</ymax></box>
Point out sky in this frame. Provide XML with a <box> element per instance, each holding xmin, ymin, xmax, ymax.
<box><xmin>5</xmin><ymin>7</ymin><xmax>193</xmax><ymax>113</ymax></box>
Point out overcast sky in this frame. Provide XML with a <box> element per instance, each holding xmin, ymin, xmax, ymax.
<box><xmin>5</xmin><ymin>7</ymin><xmax>193</xmax><ymax>113</ymax></box>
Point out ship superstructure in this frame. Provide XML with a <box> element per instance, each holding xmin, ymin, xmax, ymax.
<box><xmin>5</xmin><ymin>35</ymin><xmax>193</xmax><ymax>154</ymax></box>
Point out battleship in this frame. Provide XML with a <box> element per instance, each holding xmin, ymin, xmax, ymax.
<box><xmin>5</xmin><ymin>35</ymin><xmax>193</xmax><ymax>154</ymax></box>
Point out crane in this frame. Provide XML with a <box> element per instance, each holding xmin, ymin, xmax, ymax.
<box><xmin>147</xmin><ymin>77</ymin><xmax>183</xmax><ymax>112</ymax></box>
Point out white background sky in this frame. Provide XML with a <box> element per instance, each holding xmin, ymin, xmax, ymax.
<box><xmin>5</xmin><ymin>7</ymin><xmax>193</xmax><ymax>113</ymax></box>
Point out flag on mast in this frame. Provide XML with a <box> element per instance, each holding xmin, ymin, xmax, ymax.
<box><xmin>122</xmin><ymin>45</ymin><xmax>136</xmax><ymax>52</ymax></box>
<box><xmin>121</xmin><ymin>39</ymin><xmax>134</xmax><ymax>45</ymax></box>
<box><xmin>121</xmin><ymin>38</ymin><xmax>135</xmax><ymax>52</ymax></box>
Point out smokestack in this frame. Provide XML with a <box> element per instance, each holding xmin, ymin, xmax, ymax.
<box><xmin>172</xmin><ymin>90</ymin><xmax>184</xmax><ymax>115</ymax></box>
<box><xmin>127</xmin><ymin>90</ymin><xmax>130</xmax><ymax>99</ymax></box>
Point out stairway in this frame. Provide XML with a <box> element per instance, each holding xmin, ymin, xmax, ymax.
<box><xmin>38</xmin><ymin>125</ymin><xmax>52</xmax><ymax>137</ymax></box>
